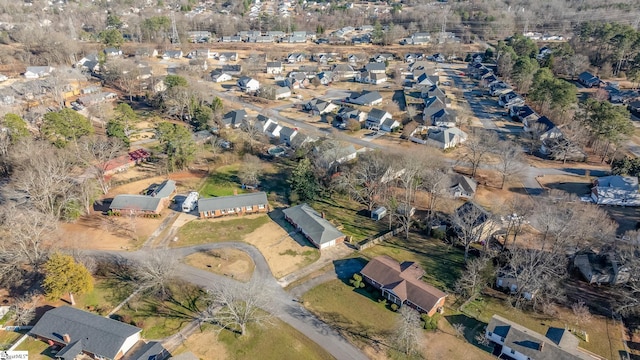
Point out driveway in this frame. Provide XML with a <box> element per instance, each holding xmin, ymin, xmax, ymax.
<box><xmin>93</xmin><ymin>243</ymin><xmax>369</xmax><ymax>360</ymax></box>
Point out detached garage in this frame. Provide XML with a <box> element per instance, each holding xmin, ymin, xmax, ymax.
<box><xmin>282</xmin><ymin>203</ymin><xmax>345</xmax><ymax>249</ymax></box>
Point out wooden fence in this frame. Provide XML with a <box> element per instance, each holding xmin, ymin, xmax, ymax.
<box><xmin>355</xmin><ymin>226</ymin><xmax>405</xmax><ymax>250</ymax></box>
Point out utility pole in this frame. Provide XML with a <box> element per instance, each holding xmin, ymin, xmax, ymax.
<box><xmin>440</xmin><ymin>6</ymin><xmax>449</xmax><ymax>44</ymax></box>
<box><xmin>170</xmin><ymin>11</ymin><xmax>180</xmax><ymax>46</ymax></box>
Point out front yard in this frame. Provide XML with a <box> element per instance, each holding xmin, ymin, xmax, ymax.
<box><xmin>172</xmin><ymin>215</ymin><xmax>270</xmax><ymax>247</ymax></box>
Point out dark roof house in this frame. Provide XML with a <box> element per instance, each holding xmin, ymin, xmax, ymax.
<box><xmin>222</xmin><ymin>109</ymin><xmax>247</xmax><ymax>128</ymax></box>
<box><xmin>282</xmin><ymin>203</ymin><xmax>345</xmax><ymax>249</ymax></box>
<box><xmin>360</xmin><ymin>256</ymin><xmax>446</xmax><ymax>316</ymax></box>
<box><xmin>30</xmin><ymin>306</ymin><xmax>143</xmax><ymax>360</ymax></box>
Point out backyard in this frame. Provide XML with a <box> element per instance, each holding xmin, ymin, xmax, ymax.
<box><xmin>199</xmin><ymin>164</ymin><xmax>246</xmax><ymax>198</ymax></box>
<box><xmin>174</xmin><ymin>321</ymin><xmax>334</xmax><ymax>360</ymax></box>
<box><xmin>310</xmin><ymin>195</ymin><xmax>389</xmax><ymax>242</ymax></box>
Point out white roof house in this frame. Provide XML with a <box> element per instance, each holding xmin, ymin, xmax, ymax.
<box><xmin>591</xmin><ymin>175</ymin><xmax>640</xmax><ymax>206</ymax></box>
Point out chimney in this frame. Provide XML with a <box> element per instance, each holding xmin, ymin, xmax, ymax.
<box><xmin>538</xmin><ymin>342</ymin><xmax>544</xmax><ymax>351</ymax></box>
<box><xmin>321</xmin><ymin>212</ymin><xmax>325</xmax><ymax>219</ymax></box>
<box><xmin>63</xmin><ymin>334</ymin><xmax>71</xmax><ymax>343</ymax></box>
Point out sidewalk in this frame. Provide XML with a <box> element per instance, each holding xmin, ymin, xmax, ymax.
<box><xmin>277</xmin><ymin>242</ymin><xmax>354</xmax><ymax>288</ymax></box>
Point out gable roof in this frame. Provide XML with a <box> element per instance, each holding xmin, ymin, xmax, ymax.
<box><xmin>487</xmin><ymin>315</ymin><xmax>591</xmax><ymax>360</ymax></box>
<box><xmin>109</xmin><ymin>195</ymin><xmax>163</xmax><ymax>212</ymax></box>
<box><xmin>455</xmin><ymin>201</ymin><xmax>489</xmax><ymax>227</ymax></box>
<box><xmin>282</xmin><ymin>203</ymin><xmax>345</xmax><ymax>246</ymax></box>
<box><xmin>349</xmin><ymin>91</ymin><xmax>382</xmax><ymax>105</ymax></box>
<box><xmin>30</xmin><ymin>306</ymin><xmax>141</xmax><ymax>360</ymax></box>
<box><xmin>197</xmin><ymin>192</ymin><xmax>268</xmax><ymax>212</ymax></box>
<box><xmin>365</xmin><ymin>62</ymin><xmax>386</xmax><ymax>72</ymax></box>
<box><xmin>368</xmin><ymin>108</ymin><xmax>391</xmax><ymax>121</ymax></box>
<box><xmin>223</xmin><ymin>109</ymin><xmax>247</xmax><ymax>126</ymax></box>
<box><xmin>427</xmin><ymin>127</ymin><xmax>466</xmax><ymax>145</ymax></box>
<box><xmin>149</xmin><ymin>179</ymin><xmax>176</xmax><ymax>198</ymax></box>
<box><xmin>361</xmin><ymin>256</ymin><xmax>446</xmax><ymax>313</ymax></box>
<box><xmin>450</xmin><ymin>174</ymin><xmax>477</xmax><ymax>194</ymax></box>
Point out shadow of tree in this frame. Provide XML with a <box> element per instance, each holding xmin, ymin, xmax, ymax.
<box><xmin>445</xmin><ymin>313</ymin><xmax>492</xmax><ymax>353</ymax></box>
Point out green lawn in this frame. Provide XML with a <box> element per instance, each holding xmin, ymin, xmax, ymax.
<box><xmin>15</xmin><ymin>337</ymin><xmax>56</xmax><ymax>359</ymax></box>
<box><xmin>74</xmin><ymin>279</ymin><xmax>134</xmax><ymax>315</ymax></box>
<box><xmin>302</xmin><ymin>279</ymin><xmax>397</xmax><ymax>346</ymax></box>
<box><xmin>462</xmin><ymin>297</ymin><xmax>625</xmax><ymax>360</ymax></box>
<box><xmin>361</xmin><ymin>235</ymin><xmax>465</xmax><ymax>291</ymax></box>
<box><xmin>199</xmin><ymin>164</ymin><xmax>246</xmax><ymax>198</ymax></box>
<box><xmin>172</xmin><ymin>215</ymin><xmax>270</xmax><ymax>247</ymax></box>
<box><xmin>218</xmin><ymin>320</ymin><xmax>334</xmax><ymax>360</ymax></box>
<box><xmin>113</xmin><ymin>281</ymin><xmax>206</xmax><ymax>339</ymax></box>
<box><xmin>0</xmin><ymin>330</ymin><xmax>25</xmax><ymax>350</ymax></box>
<box><xmin>310</xmin><ymin>196</ymin><xmax>388</xmax><ymax>241</ymax></box>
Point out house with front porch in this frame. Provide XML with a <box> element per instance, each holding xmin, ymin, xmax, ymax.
<box><xmin>360</xmin><ymin>256</ymin><xmax>446</xmax><ymax>316</ymax></box>
<box><xmin>198</xmin><ymin>192</ymin><xmax>269</xmax><ymax>218</ymax></box>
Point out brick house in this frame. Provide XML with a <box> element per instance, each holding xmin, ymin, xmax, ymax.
<box><xmin>198</xmin><ymin>192</ymin><xmax>269</xmax><ymax>218</ymax></box>
<box><xmin>360</xmin><ymin>255</ymin><xmax>446</xmax><ymax>316</ymax></box>
<box><xmin>282</xmin><ymin>203</ymin><xmax>345</xmax><ymax>249</ymax></box>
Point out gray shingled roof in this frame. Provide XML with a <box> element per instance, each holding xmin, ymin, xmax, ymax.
<box><xmin>110</xmin><ymin>195</ymin><xmax>163</xmax><ymax>212</ymax></box>
<box><xmin>198</xmin><ymin>192</ymin><xmax>268</xmax><ymax>213</ymax></box>
<box><xmin>349</xmin><ymin>91</ymin><xmax>382</xmax><ymax>105</ymax></box>
<box><xmin>282</xmin><ymin>203</ymin><xmax>344</xmax><ymax>246</ymax></box>
<box><xmin>150</xmin><ymin>180</ymin><xmax>176</xmax><ymax>198</ymax></box>
<box><xmin>123</xmin><ymin>340</ymin><xmax>167</xmax><ymax>360</ymax></box>
<box><xmin>30</xmin><ymin>306</ymin><xmax>141</xmax><ymax>360</ymax></box>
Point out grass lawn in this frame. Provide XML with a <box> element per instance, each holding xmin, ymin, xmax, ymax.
<box><xmin>172</xmin><ymin>215</ymin><xmax>270</xmax><ymax>247</ymax></box>
<box><xmin>361</xmin><ymin>235</ymin><xmax>466</xmax><ymax>291</ymax></box>
<box><xmin>199</xmin><ymin>164</ymin><xmax>246</xmax><ymax>198</ymax></box>
<box><xmin>536</xmin><ymin>174</ymin><xmax>591</xmax><ymax>197</ymax></box>
<box><xmin>0</xmin><ymin>330</ymin><xmax>25</xmax><ymax>350</ymax></box>
<box><xmin>218</xmin><ymin>320</ymin><xmax>335</xmax><ymax>360</ymax></box>
<box><xmin>463</xmin><ymin>296</ymin><xmax>625</xmax><ymax>360</ymax></box>
<box><xmin>113</xmin><ymin>281</ymin><xmax>205</xmax><ymax>339</ymax></box>
<box><xmin>15</xmin><ymin>336</ymin><xmax>57</xmax><ymax>359</ymax></box>
<box><xmin>73</xmin><ymin>279</ymin><xmax>134</xmax><ymax>315</ymax></box>
<box><xmin>184</xmin><ymin>248</ymin><xmax>255</xmax><ymax>282</ymax></box>
<box><xmin>302</xmin><ymin>279</ymin><xmax>397</xmax><ymax>347</ymax></box>
<box><xmin>310</xmin><ymin>196</ymin><xmax>388</xmax><ymax>241</ymax></box>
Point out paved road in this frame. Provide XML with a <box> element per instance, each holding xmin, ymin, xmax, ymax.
<box><xmin>92</xmin><ymin>242</ymin><xmax>369</xmax><ymax>360</ymax></box>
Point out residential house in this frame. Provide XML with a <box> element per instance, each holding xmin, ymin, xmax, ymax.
<box><xmin>498</xmin><ymin>91</ymin><xmax>525</xmax><ymax>108</ymax></box>
<box><xmin>404</xmin><ymin>32</ymin><xmax>431</xmax><ymax>45</ymax></box>
<box><xmin>591</xmin><ymin>175</ymin><xmax>640</xmax><ymax>206</ymax></box>
<box><xmin>312</xmin><ymin>53</ymin><xmax>335</xmax><ymax>64</ymax></box>
<box><xmin>77</xmin><ymin>92</ymin><xmax>117</xmax><ymax>106</ymax></box>
<box><xmin>578</xmin><ymin>71</ymin><xmax>601</xmax><ymax>88</ymax></box>
<box><xmin>356</xmin><ymin>70</ymin><xmax>387</xmax><ymax>85</ymax></box>
<box><xmin>336</xmin><ymin>106</ymin><xmax>366</xmax><ymax>124</ymax></box>
<box><xmin>573</xmin><ymin>250</ymin><xmax>630</xmax><ymax>285</ymax></box>
<box><xmin>331</xmin><ymin>64</ymin><xmax>357</xmax><ymax>79</ymax></box>
<box><xmin>352</xmin><ymin>34</ymin><xmax>372</xmax><ymax>45</ymax></box>
<box><xmin>29</xmin><ymin>306</ymin><xmax>166</xmax><ymax>360</ymax></box>
<box><xmin>104</xmin><ymin>47</ymin><xmax>122</xmax><ymax>57</ymax></box>
<box><xmin>347</xmin><ymin>53</ymin><xmax>367</xmax><ymax>64</ymax></box>
<box><xmin>316</xmin><ymin>71</ymin><xmax>335</xmax><ymax>85</ymax></box>
<box><xmin>266</xmin><ymin>61</ymin><xmax>283</xmax><ymax>74</ymax></box>
<box><xmin>423</xmin><ymin>97</ymin><xmax>455</xmax><ymax>127</ymax></box>
<box><xmin>283</xmin><ymin>203</ymin><xmax>346</xmax><ymax>249</ymax></box>
<box><xmin>134</xmin><ymin>48</ymin><xmax>158</xmax><ymax>58</ymax></box>
<box><xmin>218</xmin><ymin>52</ymin><xmax>238</xmax><ymax>62</ymax></box>
<box><xmin>453</xmin><ymin>202</ymin><xmax>495</xmax><ymax>242</ymax></box>
<box><xmin>221</xmin><ymin>36</ymin><xmax>242</xmax><ymax>43</ymax></box>
<box><xmin>348</xmin><ymin>91</ymin><xmax>383</xmax><ymax>106</ymax></box>
<box><xmin>266</xmin><ymin>31</ymin><xmax>286</xmax><ymax>39</ymax></box>
<box><xmin>426</xmin><ymin>127</ymin><xmax>467</xmax><ymax>149</ymax></box>
<box><xmin>275</xmin><ymin>86</ymin><xmax>292</xmax><ymax>99</ymax></box>
<box><xmin>540</xmin><ymin>137</ymin><xmax>587</xmax><ymax>162</ymax></box>
<box><xmin>298</xmin><ymin>65</ymin><xmax>319</xmax><ymax>78</ymax></box>
<box><xmin>163</xmin><ymin>50</ymin><xmax>183</xmax><ymax>59</ymax></box>
<box><xmin>187</xmin><ymin>30</ymin><xmax>211</xmax><ymax>43</ymax></box>
<box><xmin>360</xmin><ymin>256</ymin><xmax>446</xmax><ymax>316</ymax></box>
<box><xmin>524</xmin><ymin>116</ymin><xmax>563</xmax><ymax>140</ymax></box>
<box><xmin>489</xmin><ymin>81</ymin><xmax>512</xmax><ymax>96</ymax></box>
<box><xmin>629</xmin><ymin>100</ymin><xmax>640</xmax><ymax>115</ymax></box>
<box><xmin>404</xmin><ymin>53</ymin><xmax>425</xmax><ymax>63</ymax></box>
<box><xmin>537</xmin><ymin>46</ymin><xmax>552</xmax><ymax>61</ymax></box>
<box><xmin>76</xmin><ymin>53</ymin><xmax>100</xmax><ymax>72</ymax></box>
<box><xmin>365</xmin><ymin>109</ymin><xmax>394</xmax><ymax>131</ymax></box>
<box><xmin>279</xmin><ymin>126</ymin><xmax>298</xmax><ymax>146</ymax></box>
<box><xmin>449</xmin><ymin>174</ymin><xmax>477</xmax><ymax>199</ymax></box>
<box><xmin>221</xmin><ymin>64</ymin><xmax>242</xmax><ymax>75</ymax></box>
<box><xmin>109</xmin><ymin>194</ymin><xmax>167</xmax><ymax>215</ymax></box>
<box><xmin>285</xmin><ymin>35</ymin><xmax>307</xmax><ymax>43</ymax></box>
<box><xmin>290</xmin><ymin>132</ymin><xmax>315</xmax><ymax>149</ymax></box>
<box><xmin>372</xmin><ymin>53</ymin><xmax>394</xmax><ymax>63</ymax></box>
<box><xmin>415</xmin><ymin>72</ymin><xmax>439</xmax><ymax>87</ymax></box>
<box><xmin>103</xmin><ymin>149</ymin><xmax>150</xmax><ymax>176</ymax></box>
<box><xmin>284</xmin><ymin>72</ymin><xmax>310</xmax><ymax>89</ymax></box>
<box><xmin>496</xmin><ymin>270</ymin><xmax>536</xmax><ymax>300</ymax></box>
<box><xmin>222</xmin><ymin>109</ymin><xmax>247</xmax><ymax>128</ymax></box>
<box><xmin>24</xmin><ymin>66</ymin><xmax>54</xmax><ymax>79</ymax></box>
<box><xmin>608</xmin><ymin>88</ymin><xmax>640</xmax><ymax>104</ymax></box>
<box><xmin>255</xmin><ymin>115</ymin><xmax>282</xmax><ymax>138</ymax></box>
<box><xmin>198</xmin><ymin>192</ymin><xmax>269</xmax><ymax>218</ymax></box>
<box><xmin>304</xmin><ymin>98</ymin><xmax>337</xmax><ymax>115</ymax></box>
<box><xmin>510</xmin><ymin>105</ymin><xmax>539</xmax><ymax>123</ymax></box>
<box><xmin>365</xmin><ymin>62</ymin><xmax>386</xmax><ymax>74</ymax></box>
<box><xmin>237</xmin><ymin>76</ymin><xmax>260</xmax><ymax>92</ymax></box>
<box><xmin>313</xmin><ymin>142</ymin><xmax>358</xmax><ymax>168</ymax></box>
<box><xmin>286</xmin><ymin>53</ymin><xmax>306</xmax><ymax>63</ymax></box>
<box><xmin>486</xmin><ymin>315</ymin><xmax>593</xmax><ymax>360</ymax></box>
<box><xmin>481</xmin><ymin>74</ymin><xmax>499</xmax><ymax>87</ymax></box>
<box><xmin>209</xmin><ymin>71</ymin><xmax>233</xmax><ymax>83</ymax></box>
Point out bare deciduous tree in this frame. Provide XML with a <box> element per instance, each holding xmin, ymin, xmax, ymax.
<box><xmin>11</xmin><ymin>292</ymin><xmax>38</xmax><ymax>326</ymax></box>
<box><xmin>1</xmin><ymin>205</ymin><xmax>56</xmax><ymax>271</ymax></box>
<box><xmin>237</xmin><ymin>154</ymin><xmax>263</xmax><ymax>187</ymax></box>
<box><xmin>201</xmin><ymin>278</ymin><xmax>273</xmax><ymax>336</ymax></box>
<box><xmin>135</xmin><ymin>250</ymin><xmax>178</xmax><ymax>296</ymax></box>
<box><xmin>454</xmin><ymin>256</ymin><xmax>493</xmax><ymax>308</ymax></box>
<box><xmin>460</xmin><ymin>129</ymin><xmax>498</xmax><ymax>177</ymax></box>
<box><xmin>451</xmin><ymin>202</ymin><xmax>494</xmax><ymax>261</ymax></box>
<box><xmin>571</xmin><ymin>300</ymin><xmax>592</xmax><ymax>327</ymax></box>
<box><xmin>493</xmin><ymin>140</ymin><xmax>525</xmax><ymax>189</ymax></box>
<box><xmin>393</xmin><ymin>306</ymin><xmax>422</xmax><ymax>356</ymax></box>
<box><xmin>77</xmin><ymin>136</ymin><xmax>126</xmax><ymax>194</ymax></box>
<box><xmin>337</xmin><ymin>151</ymin><xmax>392</xmax><ymax>212</ymax></box>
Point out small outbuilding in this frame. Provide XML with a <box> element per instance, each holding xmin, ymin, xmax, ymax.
<box><xmin>371</xmin><ymin>207</ymin><xmax>387</xmax><ymax>221</ymax></box>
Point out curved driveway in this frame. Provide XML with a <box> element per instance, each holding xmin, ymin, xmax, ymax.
<box><xmin>93</xmin><ymin>242</ymin><xmax>369</xmax><ymax>360</ymax></box>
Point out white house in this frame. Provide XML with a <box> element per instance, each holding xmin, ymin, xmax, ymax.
<box><xmin>365</xmin><ymin>109</ymin><xmax>393</xmax><ymax>131</ymax></box>
<box><xmin>237</xmin><ymin>76</ymin><xmax>260</xmax><ymax>92</ymax></box>
<box><xmin>210</xmin><ymin>71</ymin><xmax>233</xmax><ymax>83</ymax></box>
<box><xmin>426</xmin><ymin>127</ymin><xmax>467</xmax><ymax>149</ymax></box>
<box><xmin>591</xmin><ymin>175</ymin><xmax>640</xmax><ymax>206</ymax></box>
<box><xmin>266</xmin><ymin>61</ymin><xmax>283</xmax><ymax>74</ymax></box>
<box><xmin>275</xmin><ymin>86</ymin><xmax>292</xmax><ymax>99</ymax></box>
<box><xmin>24</xmin><ymin>66</ymin><xmax>54</xmax><ymax>79</ymax></box>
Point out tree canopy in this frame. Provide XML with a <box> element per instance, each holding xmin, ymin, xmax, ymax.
<box><xmin>2</xmin><ymin>113</ymin><xmax>30</xmax><ymax>144</ymax></box>
<box><xmin>99</xmin><ymin>29</ymin><xmax>124</xmax><ymax>47</ymax></box>
<box><xmin>529</xmin><ymin>68</ymin><xmax>577</xmax><ymax>114</ymax></box>
<box><xmin>289</xmin><ymin>157</ymin><xmax>318</xmax><ymax>202</ymax></box>
<box><xmin>156</xmin><ymin>122</ymin><xmax>196</xmax><ymax>171</ymax></box>
<box><xmin>164</xmin><ymin>75</ymin><xmax>188</xmax><ymax>89</ymax></box>
<box><xmin>41</xmin><ymin>109</ymin><xmax>93</xmax><ymax>147</ymax></box>
<box><xmin>42</xmin><ymin>253</ymin><xmax>93</xmax><ymax>305</ymax></box>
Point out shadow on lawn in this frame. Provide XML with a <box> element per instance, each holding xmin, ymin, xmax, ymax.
<box><xmin>445</xmin><ymin>314</ymin><xmax>492</xmax><ymax>353</ymax></box>
<box><xmin>268</xmin><ymin>208</ymin><xmax>318</xmax><ymax>249</ymax></box>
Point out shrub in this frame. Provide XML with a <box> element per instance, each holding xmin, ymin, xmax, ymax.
<box><xmin>390</xmin><ymin>303</ymin><xmax>398</xmax><ymax>312</ymax></box>
<box><xmin>350</xmin><ymin>274</ymin><xmax>365</xmax><ymax>288</ymax></box>
<box><xmin>422</xmin><ymin>313</ymin><xmax>440</xmax><ymax>331</ymax></box>
<box><xmin>432</xmin><ymin>228</ymin><xmax>445</xmax><ymax>240</ymax></box>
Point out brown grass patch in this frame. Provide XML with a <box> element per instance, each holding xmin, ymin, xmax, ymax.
<box><xmin>184</xmin><ymin>248</ymin><xmax>255</xmax><ymax>282</ymax></box>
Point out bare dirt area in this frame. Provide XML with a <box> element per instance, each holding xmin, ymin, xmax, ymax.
<box><xmin>184</xmin><ymin>248</ymin><xmax>255</xmax><ymax>282</ymax></box>
<box><xmin>421</xmin><ymin>327</ymin><xmax>495</xmax><ymax>360</ymax></box>
<box><xmin>536</xmin><ymin>174</ymin><xmax>592</xmax><ymax>197</ymax></box>
<box><xmin>242</xmin><ymin>213</ymin><xmax>320</xmax><ymax>279</ymax></box>
<box><xmin>108</xmin><ymin>170</ymin><xmax>207</xmax><ymax>198</ymax></box>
